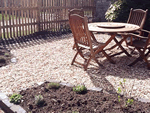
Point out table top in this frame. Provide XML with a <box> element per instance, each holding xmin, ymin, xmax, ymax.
<box><xmin>88</xmin><ymin>22</ymin><xmax>140</xmax><ymax>33</ymax></box>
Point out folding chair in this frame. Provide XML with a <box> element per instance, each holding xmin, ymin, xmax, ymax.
<box><xmin>127</xmin><ymin>30</ymin><xmax>150</xmax><ymax>69</ymax></box>
<box><xmin>69</xmin><ymin>14</ymin><xmax>115</xmax><ymax>71</ymax></box>
<box><xmin>68</xmin><ymin>8</ymin><xmax>98</xmax><ymax>50</ymax></box>
<box><xmin>125</xmin><ymin>8</ymin><xmax>148</xmax><ymax>46</ymax></box>
<box><xmin>109</xmin><ymin>8</ymin><xmax>148</xmax><ymax>51</ymax></box>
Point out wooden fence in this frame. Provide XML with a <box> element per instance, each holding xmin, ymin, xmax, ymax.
<box><xmin>0</xmin><ymin>0</ymin><xmax>95</xmax><ymax>40</ymax></box>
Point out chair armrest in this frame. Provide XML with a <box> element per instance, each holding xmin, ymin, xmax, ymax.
<box><xmin>128</xmin><ymin>33</ymin><xmax>148</xmax><ymax>40</ymax></box>
<box><xmin>126</xmin><ymin>33</ymin><xmax>148</xmax><ymax>45</ymax></box>
<box><xmin>140</xmin><ymin>29</ymin><xmax>150</xmax><ymax>33</ymax></box>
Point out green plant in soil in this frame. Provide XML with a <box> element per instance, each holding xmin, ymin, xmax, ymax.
<box><xmin>34</xmin><ymin>95</ymin><xmax>45</xmax><ymax>106</ymax></box>
<box><xmin>47</xmin><ymin>82</ymin><xmax>60</xmax><ymax>89</ymax></box>
<box><xmin>4</xmin><ymin>52</ymin><xmax>10</xmax><ymax>57</ymax></box>
<box><xmin>9</xmin><ymin>93</ymin><xmax>22</xmax><ymax>104</ymax></box>
<box><xmin>73</xmin><ymin>85</ymin><xmax>87</xmax><ymax>94</ymax></box>
<box><xmin>117</xmin><ymin>79</ymin><xmax>134</xmax><ymax>109</ymax></box>
<box><xmin>72</xmin><ymin>111</ymin><xmax>79</xmax><ymax>113</ymax></box>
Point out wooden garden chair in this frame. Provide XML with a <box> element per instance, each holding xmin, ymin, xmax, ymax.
<box><xmin>124</xmin><ymin>8</ymin><xmax>148</xmax><ymax>46</ymax></box>
<box><xmin>126</xmin><ymin>30</ymin><xmax>150</xmax><ymax>69</ymax></box>
<box><xmin>68</xmin><ymin>8</ymin><xmax>98</xmax><ymax>49</ymax></box>
<box><xmin>69</xmin><ymin>14</ymin><xmax>115</xmax><ymax>71</ymax></box>
<box><xmin>109</xmin><ymin>8</ymin><xmax>148</xmax><ymax>51</ymax></box>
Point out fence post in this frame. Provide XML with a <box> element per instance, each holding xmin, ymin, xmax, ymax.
<box><xmin>36</xmin><ymin>0</ymin><xmax>41</xmax><ymax>32</ymax></box>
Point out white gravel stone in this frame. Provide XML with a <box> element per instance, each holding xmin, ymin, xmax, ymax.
<box><xmin>0</xmin><ymin>33</ymin><xmax>150</xmax><ymax>101</ymax></box>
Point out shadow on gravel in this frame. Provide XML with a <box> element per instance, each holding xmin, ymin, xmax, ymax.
<box><xmin>86</xmin><ymin>54</ymin><xmax>150</xmax><ymax>94</ymax></box>
<box><xmin>0</xmin><ymin>30</ymin><xmax>72</xmax><ymax>50</ymax></box>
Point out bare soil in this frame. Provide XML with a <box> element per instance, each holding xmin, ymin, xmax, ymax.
<box><xmin>19</xmin><ymin>82</ymin><xmax>150</xmax><ymax>113</ymax></box>
<box><xmin>0</xmin><ymin>46</ymin><xmax>12</xmax><ymax>67</ymax></box>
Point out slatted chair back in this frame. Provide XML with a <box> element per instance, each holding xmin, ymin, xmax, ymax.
<box><xmin>68</xmin><ymin>8</ymin><xmax>84</xmax><ymax>17</ymax></box>
<box><xmin>127</xmin><ymin>8</ymin><xmax>148</xmax><ymax>29</ymax></box>
<box><xmin>69</xmin><ymin>14</ymin><xmax>91</xmax><ymax>47</ymax></box>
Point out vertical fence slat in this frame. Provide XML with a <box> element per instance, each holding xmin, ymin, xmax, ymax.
<box><xmin>9</xmin><ymin>8</ymin><xmax>12</xmax><ymax>38</ymax></box>
<box><xmin>0</xmin><ymin>0</ymin><xmax>95</xmax><ymax>40</ymax></box>
<box><xmin>12</xmin><ymin>8</ymin><xmax>15</xmax><ymax>37</ymax></box>
<box><xmin>2</xmin><ymin>9</ymin><xmax>5</xmax><ymax>39</ymax></box>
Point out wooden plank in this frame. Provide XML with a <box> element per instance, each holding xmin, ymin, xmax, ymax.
<box><xmin>2</xmin><ymin>9</ymin><xmax>5</xmax><ymax>39</ymax></box>
<box><xmin>5</xmin><ymin>9</ymin><xmax>9</xmax><ymax>38</ymax></box>
<box><xmin>12</xmin><ymin>8</ymin><xmax>15</xmax><ymax>37</ymax></box>
<box><xmin>19</xmin><ymin>10</ymin><xmax>21</xmax><ymax>36</ymax></box>
<box><xmin>30</xmin><ymin>9</ymin><xmax>33</xmax><ymax>34</ymax></box>
<box><xmin>21</xmin><ymin>0</ymin><xmax>25</xmax><ymax>36</ymax></box>
<box><xmin>8</xmin><ymin>7</ymin><xmax>12</xmax><ymax>38</ymax></box>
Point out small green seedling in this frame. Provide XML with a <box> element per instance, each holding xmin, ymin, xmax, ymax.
<box><xmin>117</xmin><ymin>79</ymin><xmax>134</xmax><ymax>109</ymax></box>
<box><xmin>9</xmin><ymin>93</ymin><xmax>22</xmax><ymax>104</ymax></box>
<box><xmin>47</xmin><ymin>82</ymin><xmax>60</xmax><ymax>89</ymax></box>
<box><xmin>126</xmin><ymin>98</ymin><xmax>134</xmax><ymax>107</ymax></box>
<box><xmin>4</xmin><ymin>53</ymin><xmax>10</xmax><ymax>57</ymax></box>
<box><xmin>73</xmin><ymin>85</ymin><xmax>87</xmax><ymax>94</ymax></box>
<box><xmin>72</xmin><ymin>111</ymin><xmax>79</xmax><ymax>113</ymax></box>
<box><xmin>35</xmin><ymin>95</ymin><xmax>45</xmax><ymax>106</ymax></box>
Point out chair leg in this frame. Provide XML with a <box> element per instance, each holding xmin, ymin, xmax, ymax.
<box><xmin>84</xmin><ymin>57</ymin><xmax>92</xmax><ymax>71</ymax></box>
<box><xmin>72</xmin><ymin>43</ymin><xmax>76</xmax><ymax>50</ymax></box>
<box><xmin>125</xmin><ymin>38</ymin><xmax>129</xmax><ymax>47</ymax></box>
<box><xmin>71</xmin><ymin>51</ymin><xmax>79</xmax><ymax>65</ymax></box>
<box><xmin>145</xmin><ymin>49</ymin><xmax>150</xmax><ymax>56</ymax></box>
<box><xmin>71</xmin><ymin>49</ymin><xmax>90</xmax><ymax>70</ymax></box>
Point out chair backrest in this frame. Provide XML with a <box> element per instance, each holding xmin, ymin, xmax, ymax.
<box><xmin>69</xmin><ymin>14</ymin><xmax>92</xmax><ymax>47</ymax></box>
<box><xmin>68</xmin><ymin>8</ymin><xmax>84</xmax><ymax>17</ymax></box>
<box><xmin>127</xmin><ymin>8</ymin><xmax>148</xmax><ymax>29</ymax></box>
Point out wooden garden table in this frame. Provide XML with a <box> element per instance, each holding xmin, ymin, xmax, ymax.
<box><xmin>88</xmin><ymin>22</ymin><xmax>140</xmax><ymax>62</ymax></box>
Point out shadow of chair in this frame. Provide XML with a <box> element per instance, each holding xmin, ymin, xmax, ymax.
<box><xmin>69</xmin><ymin>14</ymin><xmax>115</xmax><ymax>71</ymax></box>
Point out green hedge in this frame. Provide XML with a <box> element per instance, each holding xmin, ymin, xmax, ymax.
<box><xmin>105</xmin><ymin>0</ymin><xmax>150</xmax><ymax>30</ymax></box>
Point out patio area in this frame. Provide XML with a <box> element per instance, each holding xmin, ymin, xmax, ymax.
<box><xmin>0</xmin><ymin>33</ymin><xmax>150</xmax><ymax>101</ymax></box>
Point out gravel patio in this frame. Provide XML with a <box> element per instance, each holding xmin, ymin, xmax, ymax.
<box><xmin>0</xmin><ymin>33</ymin><xmax>150</xmax><ymax>102</ymax></box>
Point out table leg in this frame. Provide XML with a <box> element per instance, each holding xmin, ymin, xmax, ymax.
<box><xmin>95</xmin><ymin>33</ymin><xmax>116</xmax><ymax>64</ymax></box>
<box><xmin>113</xmin><ymin>38</ymin><xmax>131</xmax><ymax>57</ymax></box>
<box><xmin>105</xmin><ymin>36</ymin><xmax>127</xmax><ymax>51</ymax></box>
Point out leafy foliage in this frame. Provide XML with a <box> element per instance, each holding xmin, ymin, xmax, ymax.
<box><xmin>9</xmin><ymin>93</ymin><xmax>22</xmax><ymax>104</ymax></box>
<box><xmin>117</xmin><ymin>79</ymin><xmax>134</xmax><ymax>108</ymax></box>
<box><xmin>73</xmin><ymin>85</ymin><xmax>87</xmax><ymax>94</ymax></box>
<box><xmin>47</xmin><ymin>82</ymin><xmax>60</xmax><ymax>89</ymax></box>
<box><xmin>105</xmin><ymin>0</ymin><xmax>150</xmax><ymax>30</ymax></box>
<box><xmin>35</xmin><ymin>95</ymin><xmax>45</xmax><ymax>106</ymax></box>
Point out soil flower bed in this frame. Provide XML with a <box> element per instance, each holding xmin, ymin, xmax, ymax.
<box><xmin>12</xmin><ymin>82</ymin><xmax>150</xmax><ymax>113</ymax></box>
<box><xmin>0</xmin><ymin>46</ymin><xmax>12</xmax><ymax>67</ymax></box>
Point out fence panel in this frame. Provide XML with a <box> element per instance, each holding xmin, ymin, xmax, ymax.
<box><xmin>0</xmin><ymin>0</ymin><xmax>95</xmax><ymax>40</ymax></box>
